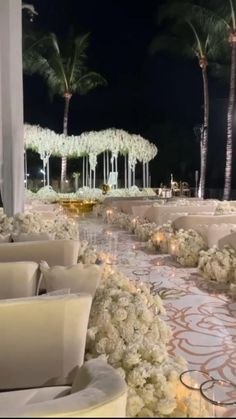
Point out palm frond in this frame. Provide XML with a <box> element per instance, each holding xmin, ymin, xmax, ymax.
<box><xmin>74</xmin><ymin>72</ymin><xmax>107</xmax><ymax>95</ymax></box>
<box><xmin>149</xmin><ymin>34</ymin><xmax>196</xmax><ymax>60</ymax></box>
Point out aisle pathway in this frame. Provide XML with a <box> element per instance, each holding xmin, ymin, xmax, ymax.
<box><xmin>79</xmin><ymin>214</ymin><xmax>236</xmax><ymax>416</ymax></box>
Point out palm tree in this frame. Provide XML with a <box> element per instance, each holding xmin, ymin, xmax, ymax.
<box><xmin>150</xmin><ymin>0</ymin><xmax>224</xmax><ymax>198</ymax></box>
<box><xmin>23</xmin><ymin>31</ymin><xmax>107</xmax><ymax>190</ymax></box>
<box><xmin>178</xmin><ymin>0</ymin><xmax>236</xmax><ymax>199</ymax></box>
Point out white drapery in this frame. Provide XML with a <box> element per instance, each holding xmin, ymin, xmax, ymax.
<box><xmin>0</xmin><ymin>0</ymin><xmax>24</xmax><ymax>216</ymax></box>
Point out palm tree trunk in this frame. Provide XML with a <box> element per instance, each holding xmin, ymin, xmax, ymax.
<box><xmin>198</xmin><ymin>65</ymin><xmax>209</xmax><ymax>199</ymax></box>
<box><xmin>61</xmin><ymin>93</ymin><xmax>71</xmax><ymax>191</ymax></box>
<box><xmin>223</xmin><ymin>39</ymin><xmax>236</xmax><ymax>200</ymax></box>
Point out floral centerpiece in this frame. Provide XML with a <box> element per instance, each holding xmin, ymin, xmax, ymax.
<box><xmin>134</xmin><ymin>222</ymin><xmax>158</xmax><ymax>242</ymax></box>
<box><xmin>198</xmin><ymin>245</ymin><xmax>236</xmax><ymax>283</ymax></box>
<box><xmin>169</xmin><ymin>229</ymin><xmax>207</xmax><ymax>267</ymax></box>
<box><xmin>148</xmin><ymin>222</ymin><xmax>174</xmax><ymax>254</ymax></box>
<box><xmin>36</xmin><ymin>186</ymin><xmax>59</xmax><ymax>202</ymax></box>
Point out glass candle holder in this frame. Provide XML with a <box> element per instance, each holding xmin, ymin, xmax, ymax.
<box><xmin>200</xmin><ymin>379</ymin><xmax>236</xmax><ymax>418</ymax></box>
<box><xmin>179</xmin><ymin>370</ymin><xmax>214</xmax><ymax>417</ymax></box>
<box><xmin>132</xmin><ymin>268</ymin><xmax>150</xmax><ymax>284</ymax></box>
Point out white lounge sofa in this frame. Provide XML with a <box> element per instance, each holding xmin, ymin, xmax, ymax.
<box><xmin>172</xmin><ymin>214</ymin><xmax>236</xmax><ymax>231</ymax></box>
<box><xmin>0</xmin><ymin>294</ymin><xmax>127</xmax><ymax>417</ymax></box>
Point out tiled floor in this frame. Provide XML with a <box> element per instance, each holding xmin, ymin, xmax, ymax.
<box><xmin>79</xmin><ymin>214</ymin><xmax>236</xmax><ymax>417</ymax></box>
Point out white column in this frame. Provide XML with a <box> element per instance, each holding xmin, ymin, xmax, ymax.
<box><xmin>24</xmin><ymin>148</ymin><xmax>28</xmax><ymax>189</ymax></box>
<box><xmin>133</xmin><ymin>165</ymin><xmax>136</xmax><ymax>187</ymax></box>
<box><xmin>85</xmin><ymin>156</ymin><xmax>88</xmax><ymax>187</ymax></box>
<box><xmin>143</xmin><ymin>162</ymin><xmax>146</xmax><ymax>188</ymax></box>
<box><xmin>82</xmin><ymin>156</ymin><xmax>85</xmax><ymax>187</ymax></box>
<box><xmin>103</xmin><ymin>152</ymin><xmax>106</xmax><ymax>184</ymax></box>
<box><xmin>146</xmin><ymin>161</ymin><xmax>149</xmax><ymax>188</ymax></box>
<box><xmin>124</xmin><ymin>155</ymin><xmax>127</xmax><ymax>188</ymax></box>
<box><xmin>106</xmin><ymin>150</ymin><xmax>109</xmax><ymax>183</ymax></box>
<box><xmin>93</xmin><ymin>168</ymin><xmax>96</xmax><ymax>189</ymax></box>
<box><xmin>128</xmin><ymin>157</ymin><xmax>131</xmax><ymax>189</ymax></box>
<box><xmin>0</xmin><ymin>0</ymin><xmax>24</xmax><ymax>216</ymax></box>
<box><xmin>46</xmin><ymin>159</ymin><xmax>50</xmax><ymax>186</ymax></box>
<box><xmin>115</xmin><ymin>156</ymin><xmax>118</xmax><ymax>188</ymax></box>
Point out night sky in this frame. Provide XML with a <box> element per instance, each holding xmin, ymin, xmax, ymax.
<box><xmin>23</xmin><ymin>0</ymin><xmax>229</xmax><ymax>192</ymax></box>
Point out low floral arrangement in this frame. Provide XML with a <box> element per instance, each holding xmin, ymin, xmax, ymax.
<box><xmin>198</xmin><ymin>245</ymin><xmax>236</xmax><ymax>283</ymax></box>
<box><xmin>134</xmin><ymin>222</ymin><xmax>158</xmax><ymax>241</ymax></box>
<box><xmin>35</xmin><ymin>186</ymin><xmax>59</xmax><ymax>202</ymax></box>
<box><xmin>0</xmin><ymin>211</ymin><xmax>78</xmax><ymax>240</ymax></box>
<box><xmin>148</xmin><ymin>222</ymin><xmax>174</xmax><ymax>254</ymax></box>
<box><xmin>215</xmin><ymin>200</ymin><xmax>236</xmax><ymax>214</ymax></box>
<box><xmin>76</xmin><ymin>186</ymin><xmax>104</xmax><ymax>201</ymax></box>
<box><xmin>85</xmin><ymin>265</ymin><xmax>208</xmax><ymax>417</ymax></box>
<box><xmin>169</xmin><ymin>229</ymin><xmax>207</xmax><ymax>267</ymax></box>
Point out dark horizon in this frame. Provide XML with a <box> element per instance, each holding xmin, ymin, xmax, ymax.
<box><xmin>23</xmin><ymin>0</ymin><xmax>230</xmax><ymax>191</ymax></box>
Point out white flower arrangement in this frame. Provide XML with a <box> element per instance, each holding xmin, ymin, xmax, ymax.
<box><xmin>169</xmin><ymin>229</ymin><xmax>207</xmax><ymax>267</ymax></box>
<box><xmin>0</xmin><ymin>211</ymin><xmax>78</xmax><ymax>240</ymax></box>
<box><xmin>36</xmin><ymin>186</ymin><xmax>59</xmax><ymax>202</ymax></box>
<box><xmin>86</xmin><ymin>265</ymin><xmax>206</xmax><ymax>417</ymax></box>
<box><xmin>198</xmin><ymin>245</ymin><xmax>236</xmax><ymax>283</ymax></box>
<box><xmin>134</xmin><ymin>222</ymin><xmax>158</xmax><ymax>242</ymax></box>
<box><xmin>215</xmin><ymin>201</ymin><xmax>236</xmax><ymax>214</ymax></box>
<box><xmin>148</xmin><ymin>222</ymin><xmax>174</xmax><ymax>254</ymax></box>
<box><xmin>76</xmin><ymin>187</ymin><xmax>104</xmax><ymax>201</ymax></box>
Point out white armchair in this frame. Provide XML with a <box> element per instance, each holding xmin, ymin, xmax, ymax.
<box><xmin>0</xmin><ymin>294</ymin><xmax>127</xmax><ymax>417</ymax></box>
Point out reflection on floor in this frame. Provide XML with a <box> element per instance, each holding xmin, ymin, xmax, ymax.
<box><xmin>79</xmin><ymin>214</ymin><xmax>236</xmax><ymax>417</ymax></box>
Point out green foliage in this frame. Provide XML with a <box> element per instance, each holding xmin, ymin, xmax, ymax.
<box><xmin>150</xmin><ymin>0</ymin><xmax>230</xmax><ymax>80</ymax></box>
<box><xmin>23</xmin><ymin>30</ymin><xmax>107</xmax><ymax>99</ymax></box>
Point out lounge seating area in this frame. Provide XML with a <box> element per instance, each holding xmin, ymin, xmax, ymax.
<box><xmin>0</xmin><ymin>294</ymin><xmax>127</xmax><ymax>417</ymax></box>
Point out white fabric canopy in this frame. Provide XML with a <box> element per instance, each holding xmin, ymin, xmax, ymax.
<box><xmin>0</xmin><ymin>0</ymin><xmax>24</xmax><ymax>216</ymax></box>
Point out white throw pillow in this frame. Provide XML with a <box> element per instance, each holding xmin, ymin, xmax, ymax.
<box><xmin>0</xmin><ymin>261</ymin><xmax>39</xmax><ymax>299</ymax></box>
<box><xmin>0</xmin><ymin>234</ymin><xmax>11</xmax><ymax>243</ymax></box>
<box><xmin>39</xmin><ymin>261</ymin><xmax>102</xmax><ymax>298</ymax></box>
<box><xmin>12</xmin><ymin>232</ymin><xmax>53</xmax><ymax>242</ymax></box>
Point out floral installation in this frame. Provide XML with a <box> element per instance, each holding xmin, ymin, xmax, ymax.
<box><xmin>24</xmin><ymin>124</ymin><xmax>158</xmax><ymax>166</ymax></box>
<box><xmin>148</xmin><ymin>222</ymin><xmax>174</xmax><ymax>254</ymax></box>
<box><xmin>169</xmin><ymin>229</ymin><xmax>207</xmax><ymax>267</ymax></box>
<box><xmin>198</xmin><ymin>245</ymin><xmax>236</xmax><ymax>283</ymax></box>
<box><xmin>215</xmin><ymin>200</ymin><xmax>236</xmax><ymax>214</ymax></box>
<box><xmin>85</xmin><ymin>265</ymin><xmax>208</xmax><ymax>417</ymax></box>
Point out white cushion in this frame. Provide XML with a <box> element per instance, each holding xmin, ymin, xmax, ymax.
<box><xmin>0</xmin><ymin>359</ymin><xmax>127</xmax><ymax>418</ymax></box>
<box><xmin>11</xmin><ymin>232</ymin><xmax>53</xmax><ymax>242</ymax></box>
<box><xmin>0</xmin><ymin>261</ymin><xmax>39</xmax><ymax>299</ymax></box>
<box><xmin>40</xmin><ymin>262</ymin><xmax>102</xmax><ymax>298</ymax></box>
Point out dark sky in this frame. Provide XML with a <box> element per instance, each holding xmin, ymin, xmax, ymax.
<box><xmin>23</xmin><ymin>0</ymin><xmax>229</xmax><ymax>190</ymax></box>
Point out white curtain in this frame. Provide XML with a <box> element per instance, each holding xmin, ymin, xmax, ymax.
<box><xmin>0</xmin><ymin>0</ymin><xmax>24</xmax><ymax>216</ymax></box>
